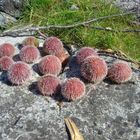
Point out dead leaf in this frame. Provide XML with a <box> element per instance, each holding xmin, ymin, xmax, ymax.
<box><xmin>65</xmin><ymin>118</ymin><xmax>84</xmax><ymax>140</ymax></box>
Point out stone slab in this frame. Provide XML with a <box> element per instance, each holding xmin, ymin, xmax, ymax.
<box><xmin>0</xmin><ymin>37</ymin><xmax>140</xmax><ymax>140</ymax></box>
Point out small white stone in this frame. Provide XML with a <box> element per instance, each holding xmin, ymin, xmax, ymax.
<box><xmin>70</xmin><ymin>4</ymin><xmax>79</xmax><ymax>10</ymax></box>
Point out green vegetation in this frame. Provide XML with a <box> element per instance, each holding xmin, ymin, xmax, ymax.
<box><xmin>13</xmin><ymin>0</ymin><xmax>140</xmax><ymax>61</ymax></box>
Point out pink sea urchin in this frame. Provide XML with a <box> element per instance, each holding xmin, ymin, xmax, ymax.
<box><xmin>19</xmin><ymin>46</ymin><xmax>40</xmax><ymax>63</ymax></box>
<box><xmin>76</xmin><ymin>47</ymin><xmax>98</xmax><ymax>64</ymax></box>
<box><xmin>56</xmin><ymin>51</ymin><xmax>70</xmax><ymax>66</ymax></box>
<box><xmin>8</xmin><ymin>61</ymin><xmax>32</xmax><ymax>85</ymax></box>
<box><xmin>61</xmin><ymin>77</ymin><xmax>85</xmax><ymax>101</ymax></box>
<box><xmin>0</xmin><ymin>56</ymin><xmax>14</xmax><ymax>71</ymax></box>
<box><xmin>0</xmin><ymin>43</ymin><xmax>15</xmax><ymax>58</ymax></box>
<box><xmin>43</xmin><ymin>36</ymin><xmax>64</xmax><ymax>56</ymax></box>
<box><xmin>22</xmin><ymin>36</ymin><xmax>39</xmax><ymax>47</ymax></box>
<box><xmin>80</xmin><ymin>56</ymin><xmax>108</xmax><ymax>83</ymax></box>
<box><xmin>37</xmin><ymin>74</ymin><xmax>60</xmax><ymax>96</ymax></box>
<box><xmin>38</xmin><ymin>55</ymin><xmax>62</xmax><ymax>75</ymax></box>
<box><xmin>108</xmin><ymin>61</ymin><xmax>132</xmax><ymax>83</ymax></box>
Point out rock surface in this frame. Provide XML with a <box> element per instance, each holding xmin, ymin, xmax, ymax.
<box><xmin>0</xmin><ymin>0</ymin><xmax>25</xmax><ymax>17</ymax></box>
<box><xmin>114</xmin><ymin>0</ymin><xmax>140</xmax><ymax>19</ymax></box>
<box><xmin>0</xmin><ymin>12</ymin><xmax>16</xmax><ymax>26</ymax></box>
<box><xmin>115</xmin><ymin>0</ymin><xmax>140</xmax><ymax>11</ymax></box>
<box><xmin>0</xmin><ymin>0</ymin><xmax>26</xmax><ymax>26</ymax></box>
<box><xmin>0</xmin><ymin>36</ymin><xmax>140</xmax><ymax>140</ymax></box>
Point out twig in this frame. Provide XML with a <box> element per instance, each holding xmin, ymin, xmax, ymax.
<box><xmin>13</xmin><ymin>116</ymin><xmax>22</xmax><ymax>126</ymax></box>
<box><xmin>38</xmin><ymin>30</ymin><xmax>48</xmax><ymax>39</ymax></box>
<box><xmin>98</xmin><ymin>50</ymin><xmax>140</xmax><ymax>66</ymax></box>
<box><xmin>90</xmin><ymin>26</ymin><xmax>140</xmax><ymax>32</ymax></box>
<box><xmin>121</xmin><ymin>29</ymin><xmax>140</xmax><ymax>32</ymax></box>
<box><xmin>0</xmin><ymin>11</ymin><xmax>136</xmax><ymax>37</ymax></box>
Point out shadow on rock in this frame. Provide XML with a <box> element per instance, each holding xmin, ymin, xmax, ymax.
<box><xmin>38</xmin><ymin>47</ymin><xmax>46</xmax><ymax>57</ymax></box>
<box><xmin>52</xmin><ymin>92</ymin><xmax>66</xmax><ymax>102</ymax></box>
<box><xmin>32</xmin><ymin>63</ymin><xmax>42</xmax><ymax>76</ymax></box>
<box><xmin>28</xmin><ymin>81</ymin><xmax>41</xmax><ymax>96</ymax></box>
<box><xmin>28</xmin><ymin>81</ymin><xmax>69</xmax><ymax>102</ymax></box>
<box><xmin>103</xmin><ymin>78</ymin><xmax>117</xmax><ymax>85</ymax></box>
<box><xmin>104</xmin><ymin>77</ymin><xmax>135</xmax><ymax>86</ymax></box>
<box><xmin>17</xmin><ymin>43</ymin><xmax>24</xmax><ymax>50</ymax></box>
<box><xmin>65</xmin><ymin>56</ymin><xmax>81</xmax><ymax>79</ymax></box>
<box><xmin>13</xmin><ymin>54</ymin><xmax>21</xmax><ymax>62</ymax></box>
<box><xmin>0</xmin><ymin>71</ymin><xmax>14</xmax><ymax>86</ymax></box>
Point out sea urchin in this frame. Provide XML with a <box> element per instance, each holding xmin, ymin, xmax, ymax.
<box><xmin>19</xmin><ymin>46</ymin><xmax>40</xmax><ymax>63</ymax></box>
<box><xmin>108</xmin><ymin>61</ymin><xmax>132</xmax><ymax>83</ymax></box>
<box><xmin>61</xmin><ymin>77</ymin><xmax>85</xmax><ymax>101</ymax></box>
<box><xmin>80</xmin><ymin>56</ymin><xmax>108</xmax><ymax>83</ymax></box>
<box><xmin>0</xmin><ymin>43</ymin><xmax>15</xmax><ymax>58</ymax></box>
<box><xmin>38</xmin><ymin>55</ymin><xmax>62</xmax><ymax>75</ymax></box>
<box><xmin>22</xmin><ymin>36</ymin><xmax>39</xmax><ymax>47</ymax></box>
<box><xmin>43</xmin><ymin>36</ymin><xmax>64</xmax><ymax>56</ymax></box>
<box><xmin>0</xmin><ymin>56</ymin><xmax>14</xmax><ymax>71</ymax></box>
<box><xmin>8</xmin><ymin>61</ymin><xmax>32</xmax><ymax>85</ymax></box>
<box><xmin>37</xmin><ymin>74</ymin><xmax>60</xmax><ymax>96</ymax></box>
<box><xmin>76</xmin><ymin>47</ymin><xmax>98</xmax><ymax>64</ymax></box>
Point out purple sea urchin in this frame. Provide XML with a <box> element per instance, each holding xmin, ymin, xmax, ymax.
<box><xmin>0</xmin><ymin>56</ymin><xmax>14</xmax><ymax>71</ymax></box>
<box><xmin>38</xmin><ymin>55</ymin><xmax>62</xmax><ymax>75</ymax></box>
<box><xmin>37</xmin><ymin>74</ymin><xmax>60</xmax><ymax>96</ymax></box>
<box><xmin>19</xmin><ymin>46</ymin><xmax>40</xmax><ymax>63</ymax></box>
<box><xmin>80</xmin><ymin>56</ymin><xmax>108</xmax><ymax>83</ymax></box>
<box><xmin>61</xmin><ymin>77</ymin><xmax>85</xmax><ymax>101</ymax></box>
<box><xmin>43</xmin><ymin>36</ymin><xmax>64</xmax><ymax>56</ymax></box>
<box><xmin>22</xmin><ymin>36</ymin><xmax>39</xmax><ymax>47</ymax></box>
<box><xmin>0</xmin><ymin>43</ymin><xmax>15</xmax><ymax>58</ymax></box>
<box><xmin>76</xmin><ymin>47</ymin><xmax>98</xmax><ymax>64</ymax></box>
<box><xmin>8</xmin><ymin>61</ymin><xmax>32</xmax><ymax>85</ymax></box>
<box><xmin>108</xmin><ymin>61</ymin><xmax>132</xmax><ymax>83</ymax></box>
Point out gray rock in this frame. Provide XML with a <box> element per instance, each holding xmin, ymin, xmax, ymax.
<box><xmin>107</xmin><ymin>0</ymin><xmax>140</xmax><ymax>19</ymax></box>
<box><xmin>0</xmin><ymin>12</ymin><xmax>16</xmax><ymax>26</ymax></box>
<box><xmin>0</xmin><ymin>0</ymin><xmax>26</xmax><ymax>18</ymax></box>
<box><xmin>0</xmin><ymin>36</ymin><xmax>140</xmax><ymax>140</ymax></box>
<box><xmin>114</xmin><ymin>0</ymin><xmax>140</xmax><ymax>11</ymax></box>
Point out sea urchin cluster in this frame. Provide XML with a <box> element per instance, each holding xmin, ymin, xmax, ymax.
<box><xmin>0</xmin><ymin>36</ymin><xmax>133</xmax><ymax>102</ymax></box>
